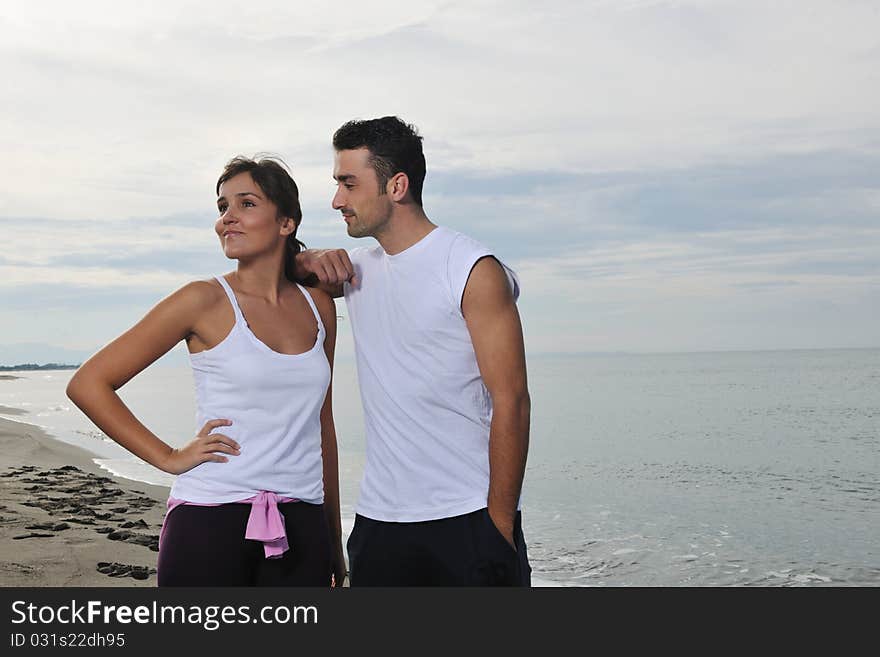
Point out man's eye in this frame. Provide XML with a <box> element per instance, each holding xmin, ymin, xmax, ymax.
<box><xmin>345</xmin><ymin>184</ymin><xmax>354</xmax><ymax>190</ymax></box>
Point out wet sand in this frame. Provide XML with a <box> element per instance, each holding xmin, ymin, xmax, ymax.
<box><xmin>0</xmin><ymin>416</ymin><xmax>167</xmax><ymax>586</ymax></box>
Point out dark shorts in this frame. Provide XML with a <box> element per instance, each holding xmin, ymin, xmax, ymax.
<box><xmin>347</xmin><ymin>508</ymin><xmax>531</xmax><ymax>586</ymax></box>
<box><xmin>157</xmin><ymin>501</ymin><xmax>331</xmax><ymax>587</ymax></box>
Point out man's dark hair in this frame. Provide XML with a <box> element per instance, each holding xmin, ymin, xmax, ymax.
<box><xmin>216</xmin><ymin>155</ymin><xmax>306</xmax><ymax>282</ymax></box>
<box><xmin>333</xmin><ymin>116</ymin><xmax>426</xmax><ymax>206</ymax></box>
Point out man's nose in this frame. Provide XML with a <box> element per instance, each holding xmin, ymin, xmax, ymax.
<box><xmin>332</xmin><ymin>187</ymin><xmax>344</xmax><ymax>210</ymax></box>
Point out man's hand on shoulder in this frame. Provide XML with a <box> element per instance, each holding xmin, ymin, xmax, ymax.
<box><xmin>295</xmin><ymin>249</ymin><xmax>356</xmax><ymax>298</ymax></box>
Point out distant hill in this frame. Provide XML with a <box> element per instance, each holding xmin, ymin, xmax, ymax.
<box><xmin>0</xmin><ymin>343</ymin><xmax>91</xmax><ymax>367</ymax></box>
<box><xmin>0</xmin><ymin>342</ymin><xmax>190</xmax><ymax>370</ymax></box>
<box><xmin>0</xmin><ymin>363</ymin><xmax>79</xmax><ymax>371</ymax></box>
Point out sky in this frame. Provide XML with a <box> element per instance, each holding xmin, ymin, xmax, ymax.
<box><xmin>1</xmin><ymin>0</ymin><xmax>879</xmax><ymax>363</ymax></box>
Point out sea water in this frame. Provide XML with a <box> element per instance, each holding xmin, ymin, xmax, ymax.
<box><xmin>1</xmin><ymin>348</ymin><xmax>877</xmax><ymax>586</ymax></box>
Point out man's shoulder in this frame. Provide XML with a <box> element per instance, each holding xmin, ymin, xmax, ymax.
<box><xmin>440</xmin><ymin>227</ymin><xmax>491</xmax><ymax>257</ymax></box>
<box><xmin>437</xmin><ymin>228</ymin><xmax>495</xmax><ymax>274</ymax></box>
<box><xmin>439</xmin><ymin>228</ymin><xmax>520</xmax><ymax>301</ymax></box>
<box><xmin>348</xmin><ymin>244</ymin><xmax>383</xmax><ymax>263</ymax></box>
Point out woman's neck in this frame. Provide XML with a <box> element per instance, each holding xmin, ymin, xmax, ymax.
<box><xmin>231</xmin><ymin>258</ymin><xmax>289</xmax><ymax>303</ymax></box>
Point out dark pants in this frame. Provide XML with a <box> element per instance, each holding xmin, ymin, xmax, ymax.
<box><xmin>158</xmin><ymin>501</ymin><xmax>331</xmax><ymax>587</ymax></box>
<box><xmin>347</xmin><ymin>508</ymin><xmax>531</xmax><ymax>586</ymax></box>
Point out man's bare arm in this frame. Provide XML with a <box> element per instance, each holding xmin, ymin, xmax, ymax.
<box><xmin>462</xmin><ymin>256</ymin><xmax>530</xmax><ymax>548</ymax></box>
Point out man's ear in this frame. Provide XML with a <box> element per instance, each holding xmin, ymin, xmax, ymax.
<box><xmin>388</xmin><ymin>172</ymin><xmax>410</xmax><ymax>202</ymax></box>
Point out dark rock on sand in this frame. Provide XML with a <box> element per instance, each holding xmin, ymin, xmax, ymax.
<box><xmin>98</xmin><ymin>488</ymin><xmax>124</xmax><ymax>497</ymax></box>
<box><xmin>96</xmin><ymin>562</ymin><xmax>157</xmax><ymax>580</ymax></box>
<box><xmin>120</xmin><ymin>519</ymin><xmax>149</xmax><ymax>529</ymax></box>
<box><xmin>25</xmin><ymin>522</ymin><xmax>70</xmax><ymax>531</ymax></box>
<box><xmin>107</xmin><ymin>530</ymin><xmax>132</xmax><ymax>541</ymax></box>
<box><xmin>106</xmin><ymin>529</ymin><xmax>159</xmax><ymax>551</ymax></box>
<box><xmin>13</xmin><ymin>533</ymin><xmax>55</xmax><ymax>539</ymax></box>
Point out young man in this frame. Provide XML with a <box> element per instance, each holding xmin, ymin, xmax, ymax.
<box><xmin>297</xmin><ymin>116</ymin><xmax>530</xmax><ymax>585</ymax></box>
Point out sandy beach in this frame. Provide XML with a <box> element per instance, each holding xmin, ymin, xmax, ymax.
<box><xmin>0</xmin><ymin>414</ymin><xmax>167</xmax><ymax>586</ymax></box>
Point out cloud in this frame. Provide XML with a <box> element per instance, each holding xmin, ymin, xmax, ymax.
<box><xmin>2</xmin><ymin>1</ymin><xmax>878</xmax><ymax>219</ymax></box>
<box><xmin>421</xmin><ymin>149</ymin><xmax>880</xmax><ymax>265</ymax></box>
<box><xmin>1</xmin><ymin>2</ymin><xmax>879</xmax><ymax>354</ymax></box>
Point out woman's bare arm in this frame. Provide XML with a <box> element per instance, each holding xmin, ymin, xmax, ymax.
<box><xmin>307</xmin><ymin>286</ymin><xmax>347</xmax><ymax>586</ymax></box>
<box><xmin>66</xmin><ymin>281</ymin><xmax>240</xmax><ymax>474</ymax></box>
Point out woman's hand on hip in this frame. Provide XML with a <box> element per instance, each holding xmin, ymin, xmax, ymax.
<box><xmin>160</xmin><ymin>419</ymin><xmax>240</xmax><ymax>475</ymax></box>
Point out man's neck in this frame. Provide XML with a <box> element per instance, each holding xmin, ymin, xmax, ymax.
<box><xmin>375</xmin><ymin>208</ymin><xmax>437</xmax><ymax>256</ymax></box>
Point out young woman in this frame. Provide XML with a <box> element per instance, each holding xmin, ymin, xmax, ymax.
<box><xmin>66</xmin><ymin>157</ymin><xmax>346</xmax><ymax>587</ymax></box>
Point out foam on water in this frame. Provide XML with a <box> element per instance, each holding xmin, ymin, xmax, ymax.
<box><xmin>93</xmin><ymin>457</ymin><xmax>175</xmax><ymax>488</ymax></box>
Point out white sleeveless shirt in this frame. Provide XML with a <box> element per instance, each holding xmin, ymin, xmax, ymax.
<box><xmin>170</xmin><ymin>276</ymin><xmax>330</xmax><ymax>505</ymax></box>
<box><xmin>344</xmin><ymin>226</ymin><xmax>520</xmax><ymax>522</ymax></box>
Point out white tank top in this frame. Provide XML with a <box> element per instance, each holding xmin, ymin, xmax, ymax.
<box><xmin>343</xmin><ymin>226</ymin><xmax>520</xmax><ymax>522</ymax></box>
<box><xmin>170</xmin><ymin>276</ymin><xmax>331</xmax><ymax>504</ymax></box>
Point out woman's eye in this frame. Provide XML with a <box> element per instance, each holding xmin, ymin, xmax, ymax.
<box><xmin>242</xmin><ymin>200</ymin><xmax>255</xmax><ymax>207</ymax></box>
<box><xmin>218</xmin><ymin>205</ymin><xmax>227</xmax><ymax>214</ymax></box>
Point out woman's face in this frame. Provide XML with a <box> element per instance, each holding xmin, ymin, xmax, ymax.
<box><xmin>215</xmin><ymin>172</ymin><xmax>291</xmax><ymax>260</ymax></box>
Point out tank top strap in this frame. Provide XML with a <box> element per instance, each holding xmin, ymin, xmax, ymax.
<box><xmin>214</xmin><ymin>275</ymin><xmax>246</xmax><ymax>326</ymax></box>
<box><xmin>296</xmin><ymin>284</ymin><xmax>326</xmax><ymax>336</ymax></box>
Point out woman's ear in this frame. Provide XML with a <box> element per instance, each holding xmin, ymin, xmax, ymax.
<box><xmin>279</xmin><ymin>217</ymin><xmax>297</xmax><ymax>236</ymax></box>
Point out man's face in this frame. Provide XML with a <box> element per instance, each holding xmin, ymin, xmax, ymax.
<box><xmin>332</xmin><ymin>147</ymin><xmax>392</xmax><ymax>239</ymax></box>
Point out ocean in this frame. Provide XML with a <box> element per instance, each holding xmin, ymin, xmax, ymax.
<box><xmin>1</xmin><ymin>348</ymin><xmax>878</xmax><ymax>586</ymax></box>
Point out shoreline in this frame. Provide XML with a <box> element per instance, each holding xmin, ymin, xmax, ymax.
<box><xmin>0</xmin><ymin>414</ymin><xmax>167</xmax><ymax>586</ymax></box>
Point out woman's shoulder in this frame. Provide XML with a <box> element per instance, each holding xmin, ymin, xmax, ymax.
<box><xmin>168</xmin><ymin>277</ymin><xmax>227</xmax><ymax>312</ymax></box>
<box><xmin>301</xmin><ymin>284</ymin><xmax>336</xmax><ymax>323</ymax></box>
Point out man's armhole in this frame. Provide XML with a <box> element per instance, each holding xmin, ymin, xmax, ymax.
<box><xmin>458</xmin><ymin>255</ymin><xmax>521</xmax><ymax>312</ymax></box>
